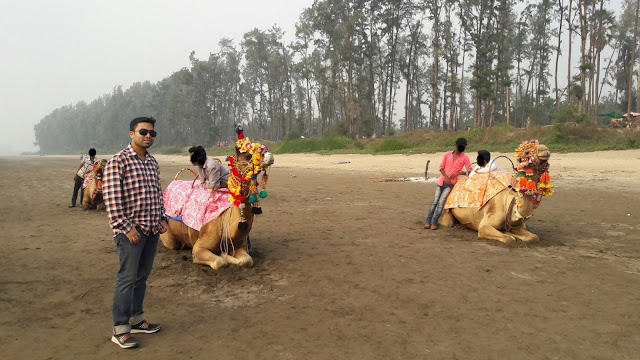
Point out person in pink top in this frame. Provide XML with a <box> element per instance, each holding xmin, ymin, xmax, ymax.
<box><xmin>424</xmin><ymin>137</ymin><xmax>470</xmax><ymax>230</ymax></box>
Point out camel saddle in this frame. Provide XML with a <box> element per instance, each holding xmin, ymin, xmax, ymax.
<box><xmin>164</xmin><ymin>180</ymin><xmax>232</xmax><ymax>231</ymax></box>
<box><xmin>445</xmin><ymin>171</ymin><xmax>516</xmax><ymax>209</ymax></box>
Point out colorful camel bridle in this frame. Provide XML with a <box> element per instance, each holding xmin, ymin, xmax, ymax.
<box><xmin>228</xmin><ymin>126</ymin><xmax>274</xmax><ymax>229</ymax></box>
<box><xmin>514</xmin><ymin>139</ymin><xmax>554</xmax><ymax>208</ymax></box>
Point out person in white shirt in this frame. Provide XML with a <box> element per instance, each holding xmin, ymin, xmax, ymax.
<box><xmin>188</xmin><ymin>146</ymin><xmax>229</xmax><ymax>190</ymax></box>
<box><xmin>469</xmin><ymin>150</ymin><xmax>502</xmax><ymax>178</ymax></box>
<box><xmin>70</xmin><ymin>148</ymin><xmax>96</xmax><ymax>207</ymax></box>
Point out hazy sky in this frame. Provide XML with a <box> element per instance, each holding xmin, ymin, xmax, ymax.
<box><xmin>0</xmin><ymin>0</ymin><xmax>629</xmax><ymax>155</ymax></box>
<box><xmin>0</xmin><ymin>0</ymin><xmax>314</xmax><ymax>155</ymax></box>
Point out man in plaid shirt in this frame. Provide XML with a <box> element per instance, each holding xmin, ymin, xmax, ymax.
<box><xmin>103</xmin><ymin>116</ymin><xmax>168</xmax><ymax>349</ymax></box>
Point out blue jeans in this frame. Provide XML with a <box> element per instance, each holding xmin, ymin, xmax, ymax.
<box><xmin>112</xmin><ymin>227</ymin><xmax>159</xmax><ymax>335</ymax></box>
<box><xmin>426</xmin><ymin>184</ymin><xmax>453</xmax><ymax>225</ymax></box>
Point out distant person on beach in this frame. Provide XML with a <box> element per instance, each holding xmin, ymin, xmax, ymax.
<box><xmin>103</xmin><ymin>116</ymin><xmax>167</xmax><ymax>349</ymax></box>
<box><xmin>188</xmin><ymin>145</ymin><xmax>229</xmax><ymax>190</ymax></box>
<box><xmin>69</xmin><ymin>148</ymin><xmax>96</xmax><ymax>208</ymax></box>
<box><xmin>424</xmin><ymin>137</ymin><xmax>470</xmax><ymax>230</ymax></box>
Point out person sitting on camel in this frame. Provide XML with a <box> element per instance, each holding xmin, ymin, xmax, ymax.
<box><xmin>188</xmin><ymin>146</ymin><xmax>229</xmax><ymax>190</ymax></box>
<box><xmin>469</xmin><ymin>150</ymin><xmax>502</xmax><ymax>178</ymax></box>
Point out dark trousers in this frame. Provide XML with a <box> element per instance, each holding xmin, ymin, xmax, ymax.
<box><xmin>71</xmin><ymin>176</ymin><xmax>84</xmax><ymax>206</ymax></box>
<box><xmin>112</xmin><ymin>228</ymin><xmax>159</xmax><ymax>334</ymax></box>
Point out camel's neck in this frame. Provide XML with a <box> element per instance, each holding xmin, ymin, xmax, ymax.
<box><xmin>510</xmin><ymin>191</ymin><xmax>536</xmax><ymax>223</ymax></box>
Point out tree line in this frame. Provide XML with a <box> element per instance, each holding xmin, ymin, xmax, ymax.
<box><xmin>35</xmin><ymin>0</ymin><xmax>640</xmax><ymax>154</ymax></box>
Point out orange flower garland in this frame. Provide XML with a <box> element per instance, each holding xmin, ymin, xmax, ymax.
<box><xmin>538</xmin><ymin>165</ymin><xmax>554</xmax><ymax>196</ymax></box>
<box><xmin>91</xmin><ymin>161</ymin><xmax>105</xmax><ymax>196</ymax></box>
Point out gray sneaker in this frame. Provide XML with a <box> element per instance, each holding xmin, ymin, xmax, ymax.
<box><xmin>111</xmin><ymin>333</ymin><xmax>138</xmax><ymax>349</ymax></box>
<box><xmin>131</xmin><ymin>320</ymin><xmax>161</xmax><ymax>334</ymax></box>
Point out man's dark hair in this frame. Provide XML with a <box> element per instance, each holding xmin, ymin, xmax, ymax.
<box><xmin>189</xmin><ymin>146</ymin><xmax>207</xmax><ymax>166</ymax></box>
<box><xmin>130</xmin><ymin>116</ymin><xmax>156</xmax><ymax>131</ymax></box>
<box><xmin>455</xmin><ymin>137</ymin><xmax>468</xmax><ymax>146</ymax></box>
<box><xmin>88</xmin><ymin>148</ymin><xmax>97</xmax><ymax>156</ymax></box>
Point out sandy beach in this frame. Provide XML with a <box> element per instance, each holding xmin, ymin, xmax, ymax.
<box><xmin>1</xmin><ymin>148</ymin><xmax>639</xmax><ymax>359</ymax></box>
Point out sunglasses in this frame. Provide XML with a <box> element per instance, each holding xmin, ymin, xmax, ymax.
<box><xmin>137</xmin><ymin>129</ymin><xmax>157</xmax><ymax>137</ymax></box>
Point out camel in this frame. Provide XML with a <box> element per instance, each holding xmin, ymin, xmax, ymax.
<box><xmin>160</xmin><ymin>129</ymin><xmax>272</xmax><ymax>270</ymax></box>
<box><xmin>160</xmin><ymin>197</ymin><xmax>255</xmax><ymax>270</ymax></box>
<box><xmin>438</xmin><ymin>142</ymin><xmax>552</xmax><ymax>243</ymax></box>
<box><xmin>82</xmin><ymin>159</ymin><xmax>107</xmax><ymax>210</ymax></box>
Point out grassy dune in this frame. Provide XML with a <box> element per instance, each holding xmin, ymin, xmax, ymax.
<box><xmin>157</xmin><ymin>124</ymin><xmax>640</xmax><ymax>157</ymax></box>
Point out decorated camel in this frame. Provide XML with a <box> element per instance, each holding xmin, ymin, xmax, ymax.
<box><xmin>82</xmin><ymin>159</ymin><xmax>107</xmax><ymax>210</ymax></box>
<box><xmin>438</xmin><ymin>140</ymin><xmax>553</xmax><ymax>243</ymax></box>
<box><xmin>160</xmin><ymin>125</ymin><xmax>274</xmax><ymax>269</ymax></box>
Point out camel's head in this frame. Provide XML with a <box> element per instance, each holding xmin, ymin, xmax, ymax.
<box><xmin>227</xmin><ymin>124</ymin><xmax>274</xmax><ymax>215</ymax></box>
<box><xmin>536</xmin><ymin>144</ymin><xmax>550</xmax><ymax>163</ymax></box>
<box><xmin>515</xmin><ymin>140</ymin><xmax>550</xmax><ymax>170</ymax></box>
<box><xmin>514</xmin><ymin>140</ymin><xmax>553</xmax><ymax>200</ymax></box>
<box><xmin>95</xmin><ymin>159</ymin><xmax>108</xmax><ymax>174</ymax></box>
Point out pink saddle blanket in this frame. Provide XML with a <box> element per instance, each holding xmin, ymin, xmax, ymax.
<box><xmin>164</xmin><ymin>180</ymin><xmax>232</xmax><ymax>231</ymax></box>
<box><xmin>82</xmin><ymin>173</ymin><xmax>94</xmax><ymax>189</ymax></box>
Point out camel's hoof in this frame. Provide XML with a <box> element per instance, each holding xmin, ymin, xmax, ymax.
<box><xmin>499</xmin><ymin>236</ymin><xmax>516</xmax><ymax>244</ymax></box>
<box><xmin>238</xmin><ymin>256</ymin><xmax>254</xmax><ymax>267</ymax></box>
<box><xmin>209</xmin><ymin>258</ymin><xmax>228</xmax><ymax>270</ymax></box>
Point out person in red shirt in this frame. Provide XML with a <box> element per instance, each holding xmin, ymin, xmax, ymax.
<box><xmin>424</xmin><ymin>137</ymin><xmax>470</xmax><ymax>230</ymax></box>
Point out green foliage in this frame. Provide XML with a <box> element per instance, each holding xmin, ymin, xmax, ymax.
<box><xmin>373</xmin><ymin>138</ymin><xmax>411</xmax><ymax>153</ymax></box>
<box><xmin>554</xmin><ymin>103</ymin><xmax>591</xmax><ymax>125</ymax></box>
<box><xmin>625</xmin><ymin>136</ymin><xmax>639</xmax><ymax>149</ymax></box>
<box><xmin>271</xmin><ymin>125</ymin><xmax>640</xmax><ymax>155</ymax></box>
<box><xmin>359</xmin><ymin>116</ymin><xmax>375</xmax><ymax>137</ymax></box>
<box><xmin>548</xmin><ymin>125</ymin><xmax>575</xmax><ymax>145</ymax></box>
<box><xmin>326</xmin><ymin>122</ymin><xmax>350</xmax><ymax>138</ymax></box>
<box><xmin>572</xmin><ymin>85</ymin><xmax>584</xmax><ymax>100</ymax></box>
<box><xmin>274</xmin><ymin>136</ymin><xmax>363</xmax><ymax>154</ymax></box>
<box><xmin>284</xmin><ymin>130</ymin><xmax>302</xmax><ymax>141</ymax></box>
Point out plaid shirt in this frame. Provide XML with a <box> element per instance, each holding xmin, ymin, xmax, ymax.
<box><xmin>103</xmin><ymin>145</ymin><xmax>166</xmax><ymax>236</ymax></box>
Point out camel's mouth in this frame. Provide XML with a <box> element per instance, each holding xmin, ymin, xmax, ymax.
<box><xmin>537</xmin><ymin>145</ymin><xmax>551</xmax><ymax>161</ymax></box>
<box><xmin>538</xmin><ymin>153</ymin><xmax>550</xmax><ymax>161</ymax></box>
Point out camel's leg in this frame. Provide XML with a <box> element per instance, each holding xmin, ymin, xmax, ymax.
<box><xmin>478</xmin><ymin>221</ymin><xmax>515</xmax><ymax>243</ymax></box>
<box><xmin>222</xmin><ymin>246</ymin><xmax>254</xmax><ymax>267</ymax></box>
<box><xmin>507</xmin><ymin>226</ymin><xmax>539</xmax><ymax>243</ymax></box>
<box><xmin>94</xmin><ymin>194</ymin><xmax>105</xmax><ymax>210</ymax></box>
<box><xmin>81</xmin><ymin>191</ymin><xmax>91</xmax><ymax>210</ymax></box>
<box><xmin>159</xmin><ymin>228</ymin><xmax>182</xmax><ymax>250</ymax></box>
<box><xmin>192</xmin><ymin>244</ymin><xmax>228</xmax><ymax>270</ymax></box>
<box><xmin>438</xmin><ymin>210</ymin><xmax>455</xmax><ymax>228</ymax></box>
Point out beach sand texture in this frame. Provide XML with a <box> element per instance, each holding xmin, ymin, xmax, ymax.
<box><xmin>1</xmin><ymin>149</ymin><xmax>639</xmax><ymax>359</ymax></box>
